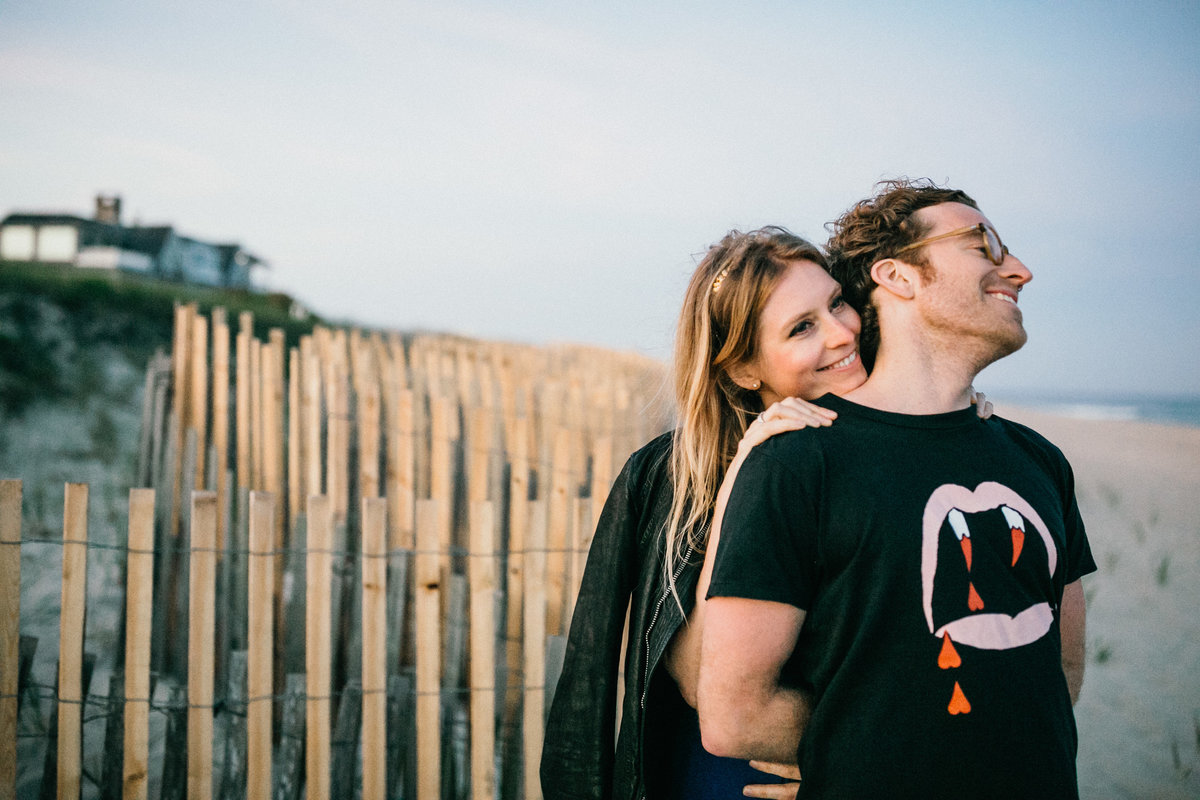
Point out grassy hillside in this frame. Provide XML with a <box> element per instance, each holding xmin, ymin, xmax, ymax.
<box><xmin>0</xmin><ymin>260</ymin><xmax>318</xmax><ymax>416</ymax></box>
<box><xmin>1</xmin><ymin>259</ymin><xmax>323</xmax><ymax>531</ymax></box>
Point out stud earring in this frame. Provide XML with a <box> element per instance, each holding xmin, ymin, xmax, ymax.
<box><xmin>751</xmin><ymin>380</ymin><xmax>761</xmax><ymax>390</ymax></box>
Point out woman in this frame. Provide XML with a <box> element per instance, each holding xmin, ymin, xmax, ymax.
<box><xmin>539</xmin><ymin>226</ymin><xmax>984</xmax><ymax>799</ymax></box>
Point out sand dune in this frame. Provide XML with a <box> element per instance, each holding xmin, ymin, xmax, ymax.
<box><xmin>1002</xmin><ymin>408</ymin><xmax>1200</xmax><ymax>798</ymax></box>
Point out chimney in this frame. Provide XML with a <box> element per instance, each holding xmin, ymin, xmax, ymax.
<box><xmin>95</xmin><ymin>194</ymin><xmax>122</xmax><ymax>225</ymax></box>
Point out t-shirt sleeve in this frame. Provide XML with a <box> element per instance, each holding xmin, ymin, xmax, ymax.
<box><xmin>1005</xmin><ymin>418</ymin><xmax>1098</xmax><ymax>588</ymax></box>
<box><xmin>1059</xmin><ymin>458</ymin><xmax>1097</xmax><ymax>585</ymax></box>
<box><xmin>706</xmin><ymin>444</ymin><xmax>820</xmax><ymax>610</ymax></box>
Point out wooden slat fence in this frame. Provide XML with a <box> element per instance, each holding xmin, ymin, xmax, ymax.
<box><xmin>1</xmin><ymin>303</ymin><xmax>670</xmax><ymax>799</ymax></box>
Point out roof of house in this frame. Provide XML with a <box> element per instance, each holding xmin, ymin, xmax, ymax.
<box><xmin>1</xmin><ymin>212</ymin><xmax>119</xmax><ymax>231</ymax></box>
<box><xmin>120</xmin><ymin>226</ymin><xmax>174</xmax><ymax>256</ymax></box>
<box><xmin>215</xmin><ymin>243</ymin><xmax>268</xmax><ymax>269</ymax></box>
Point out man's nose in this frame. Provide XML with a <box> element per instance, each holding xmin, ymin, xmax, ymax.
<box><xmin>1003</xmin><ymin>253</ymin><xmax>1033</xmax><ymax>287</ymax></box>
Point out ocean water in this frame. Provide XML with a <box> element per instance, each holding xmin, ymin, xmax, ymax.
<box><xmin>1004</xmin><ymin>392</ymin><xmax>1200</xmax><ymax>429</ymax></box>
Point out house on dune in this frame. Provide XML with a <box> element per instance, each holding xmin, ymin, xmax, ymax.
<box><xmin>0</xmin><ymin>195</ymin><xmax>266</xmax><ymax>290</ymax></box>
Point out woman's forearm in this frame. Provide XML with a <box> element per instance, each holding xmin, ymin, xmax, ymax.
<box><xmin>663</xmin><ymin>444</ymin><xmax>752</xmax><ymax>705</ymax></box>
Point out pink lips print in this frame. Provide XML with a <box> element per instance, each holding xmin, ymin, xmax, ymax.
<box><xmin>921</xmin><ymin>481</ymin><xmax>1057</xmax><ymax>651</ymax></box>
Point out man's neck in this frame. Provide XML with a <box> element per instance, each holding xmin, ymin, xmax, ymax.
<box><xmin>844</xmin><ymin>337</ymin><xmax>982</xmax><ymax>415</ymax></box>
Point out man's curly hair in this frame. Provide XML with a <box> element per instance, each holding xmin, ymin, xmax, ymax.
<box><xmin>825</xmin><ymin>178</ymin><xmax>978</xmax><ymax>370</ymax></box>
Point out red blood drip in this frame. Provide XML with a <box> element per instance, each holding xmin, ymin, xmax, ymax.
<box><xmin>960</xmin><ymin>536</ymin><xmax>972</xmax><ymax>571</ymax></box>
<box><xmin>967</xmin><ymin>582</ymin><xmax>984</xmax><ymax>611</ymax></box>
<box><xmin>1011</xmin><ymin>527</ymin><xmax>1025</xmax><ymax>566</ymax></box>
<box><xmin>937</xmin><ymin>633</ymin><xmax>962</xmax><ymax>669</ymax></box>
<box><xmin>948</xmin><ymin>681</ymin><xmax>972</xmax><ymax>715</ymax></box>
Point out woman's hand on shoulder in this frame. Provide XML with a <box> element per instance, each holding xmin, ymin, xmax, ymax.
<box><xmin>739</xmin><ymin>397</ymin><xmax>837</xmax><ymax>455</ymax></box>
<box><xmin>969</xmin><ymin>387</ymin><xmax>994</xmax><ymax>419</ymax></box>
<box><xmin>744</xmin><ymin>761</ymin><xmax>801</xmax><ymax>799</ymax></box>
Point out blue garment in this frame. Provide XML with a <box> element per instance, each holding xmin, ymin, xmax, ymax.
<box><xmin>653</xmin><ymin>672</ymin><xmax>787</xmax><ymax>800</ymax></box>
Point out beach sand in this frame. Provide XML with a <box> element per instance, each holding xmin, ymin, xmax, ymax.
<box><xmin>1003</xmin><ymin>408</ymin><xmax>1200</xmax><ymax>798</ymax></box>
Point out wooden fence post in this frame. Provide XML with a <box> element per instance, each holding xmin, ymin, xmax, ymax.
<box><xmin>522</xmin><ymin>500</ymin><xmax>548</xmax><ymax>800</ymax></box>
<box><xmin>327</xmin><ymin>365</ymin><xmax>350</xmax><ymax>523</ymax></box>
<box><xmin>387</xmin><ymin>386</ymin><xmax>416</xmax><ymax>672</ymax></box>
<box><xmin>546</xmin><ymin>429</ymin><xmax>574</xmax><ymax>637</ymax></box>
<box><xmin>188</xmin><ymin>491</ymin><xmax>217</xmax><ymax>800</ymax></box>
<box><xmin>306</xmin><ymin>495</ymin><xmax>333</xmax><ymax>800</ymax></box>
<box><xmin>171</xmin><ymin>305</ymin><xmax>194</xmax><ymax>539</ymax></box>
<box><xmin>0</xmin><ymin>480</ymin><xmax>19</xmax><ymax>800</ymax></box>
<box><xmin>250</xmin><ymin>338</ymin><xmax>263</xmax><ymax>492</ymax></box>
<box><xmin>171</xmin><ymin>304</ymin><xmax>191</xmax><ymax>484</ymax></box>
<box><xmin>191</xmin><ymin>313</ymin><xmax>209</xmax><ymax>491</ymax></box>
<box><xmin>469</xmin><ymin>501</ymin><xmax>496</xmax><ymax>800</ymax></box>
<box><xmin>288</xmin><ymin>347</ymin><xmax>302</xmax><ymax>534</ymax></box>
<box><xmin>212</xmin><ymin>309</ymin><xmax>230</xmax><ymax>552</ymax></box>
<box><xmin>415</xmin><ymin>499</ymin><xmax>441</xmax><ymax>800</ymax></box>
<box><xmin>58</xmin><ymin>482</ymin><xmax>88</xmax><ymax>800</ymax></box>
<box><xmin>502</xmin><ymin>417</ymin><xmax>529</xmax><ymax>771</ymax></box>
<box><xmin>269</xmin><ymin>330</ymin><xmax>286</xmax><ymax>487</ymax></box>
<box><xmin>123</xmin><ymin>488</ymin><xmax>155</xmax><ymax>800</ymax></box>
<box><xmin>302</xmin><ymin>338</ymin><xmax>322</xmax><ymax>500</ymax></box>
<box><xmin>247</xmin><ymin>492</ymin><xmax>275</xmax><ymax>800</ymax></box>
<box><xmin>357</xmin><ymin>342</ymin><xmax>381</xmax><ymax>501</ymax></box>
<box><xmin>360</xmin><ymin>497</ymin><xmax>387</xmax><ymax>800</ymax></box>
<box><xmin>235</xmin><ymin>313</ymin><xmax>253</xmax><ymax>491</ymax></box>
<box><xmin>262</xmin><ymin>338</ymin><xmax>284</xmax><ymax>550</ymax></box>
<box><xmin>430</xmin><ymin>396</ymin><xmax>457</xmax><ymax>588</ymax></box>
<box><xmin>467</xmin><ymin>407</ymin><xmax>493</xmax><ymax>506</ymax></box>
<box><xmin>389</xmin><ymin>387</ymin><xmax>416</xmax><ymax>552</ymax></box>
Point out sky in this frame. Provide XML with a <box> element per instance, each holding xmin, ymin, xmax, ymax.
<box><xmin>2</xmin><ymin>0</ymin><xmax>1198</xmax><ymax>398</ymax></box>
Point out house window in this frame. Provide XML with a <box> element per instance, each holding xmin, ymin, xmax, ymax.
<box><xmin>0</xmin><ymin>225</ymin><xmax>36</xmax><ymax>260</ymax></box>
<box><xmin>37</xmin><ymin>225</ymin><xmax>79</xmax><ymax>262</ymax></box>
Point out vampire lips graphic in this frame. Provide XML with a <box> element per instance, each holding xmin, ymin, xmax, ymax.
<box><xmin>922</xmin><ymin>482</ymin><xmax>1059</xmax><ymax>715</ymax></box>
<box><xmin>921</xmin><ymin>481</ymin><xmax>1057</xmax><ymax>650</ymax></box>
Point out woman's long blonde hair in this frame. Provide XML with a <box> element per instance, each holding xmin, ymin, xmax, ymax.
<box><xmin>665</xmin><ymin>226</ymin><xmax>827</xmax><ymax>603</ymax></box>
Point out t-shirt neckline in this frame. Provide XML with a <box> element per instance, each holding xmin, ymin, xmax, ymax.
<box><xmin>815</xmin><ymin>393</ymin><xmax>982</xmax><ymax>430</ymax></box>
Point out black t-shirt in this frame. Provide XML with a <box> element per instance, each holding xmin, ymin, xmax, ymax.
<box><xmin>708</xmin><ymin>395</ymin><xmax>1097</xmax><ymax>800</ymax></box>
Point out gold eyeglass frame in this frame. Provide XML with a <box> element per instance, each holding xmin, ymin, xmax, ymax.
<box><xmin>893</xmin><ymin>222</ymin><xmax>1010</xmax><ymax>266</ymax></box>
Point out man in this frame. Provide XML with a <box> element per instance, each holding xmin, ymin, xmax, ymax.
<box><xmin>697</xmin><ymin>179</ymin><xmax>1095</xmax><ymax>799</ymax></box>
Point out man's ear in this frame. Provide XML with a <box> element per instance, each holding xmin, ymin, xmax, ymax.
<box><xmin>870</xmin><ymin>258</ymin><xmax>917</xmax><ymax>300</ymax></box>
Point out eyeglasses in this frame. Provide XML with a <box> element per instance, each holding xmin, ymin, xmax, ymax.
<box><xmin>893</xmin><ymin>223</ymin><xmax>1010</xmax><ymax>266</ymax></box>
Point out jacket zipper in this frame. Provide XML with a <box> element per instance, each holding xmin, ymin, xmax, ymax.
<box><xmin>640</xmin><ymin>541</ymin><xmax>695</xmax><ymax>709</ymax></box>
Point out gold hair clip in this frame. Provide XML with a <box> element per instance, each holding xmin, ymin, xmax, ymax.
<box><xmin>711</xmin><ymin>267</ymin><xmax>730</xmax><ymax>293</ymax></box>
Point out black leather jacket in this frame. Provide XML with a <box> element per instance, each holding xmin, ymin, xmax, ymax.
<box><xmin>540</xmin><ymin>432</ymin><xmax>704</xmax><ymax>800</ymax></box>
